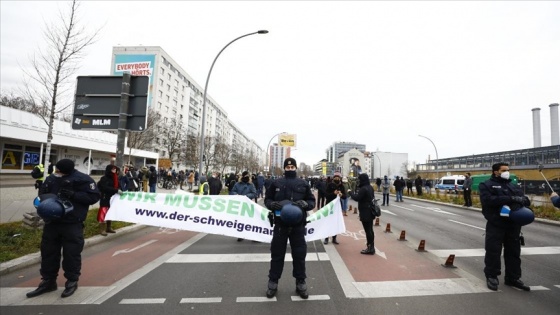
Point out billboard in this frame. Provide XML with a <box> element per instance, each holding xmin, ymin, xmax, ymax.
<box><xmin>113</xmin><ymin>54</ymin><xmax>155</xmax><ymax>106</ymax></box>
<box><xmin>279</xmin><ymin>134</ymin><xmax>297</xmax><ymax>147</ymax></box>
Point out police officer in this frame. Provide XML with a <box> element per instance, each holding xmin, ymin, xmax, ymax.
<box><xmin>26</xmin><ymin>159</ymin><xmax>100</xmax><ymax>298</ymax></box>
<box><xmin>31</xmin><ymin>163</ymin><xmax>45</xmax><ymax>195</ymax></box>
<box><xmin>265</xmin><ymin>157</ymin><xmax>315</xmax><ymax>299</ymax></box>
<box><xmin>479</xmin><ymin>162</ymin><xmax>531</xmax><ymax>292</ymax></box>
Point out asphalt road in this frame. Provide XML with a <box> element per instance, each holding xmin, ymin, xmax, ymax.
<box><xmin>1</xmin><ymin>195</ymin><xmax>559</xmax><ymax>315</ymax></box>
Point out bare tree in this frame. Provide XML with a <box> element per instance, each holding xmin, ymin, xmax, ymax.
<box><xmin>213</xmin><ymin>137</ymin><xmax>232</xmax><ymax>176</ymax></box>
<box><xmin>126</xmin><ymin>107</ymin><xmax>162</xmax><ymax>164</ymax></box>
<box><xmin>181</xmin><ymin>133</ymin><xmax>199</xmax><ymax>170</ymax></box>
<box><xmin>202</xmin><ymin>135</ymin><xmax>218</xmax><ymax>175</ymax></box>
<box><xmin>161</xmin><ymin>118</ymin><xmax>185</xmax><ymax>168</ymax></box>
<box><xmin>22</xmin><ymin>0</ymin><xmax>100</xmax><ymax>177</ymax></box>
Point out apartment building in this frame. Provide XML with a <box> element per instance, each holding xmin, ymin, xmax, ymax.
<box><xmin>110</xmin><ymin>46</ymin><xmax>263</xmax><ymax>171</ymax></box>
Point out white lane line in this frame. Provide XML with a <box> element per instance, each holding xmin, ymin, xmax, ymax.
<box><xmin>529</xmin><ymin>286</ymin><xmax>550</xmax><ymax>291</ymax></box>
<box><xmin>119</xmin><ymin>298</ymin><xmax>166</xmax><ymax>304</ymax></box>
<box><xmin>353</xmin><ymin>278</ymin><xmax>489</xmax><ymax>298</ymax></box>
<box><xmin>166</xmin><ymin>253</ymin><xmax>330</xmax><ymax>263</ymax></box>
<box><xmin>291</xmin><ymin>294</ymin><xmax>330</xmax><ymax>301</ymax></box>
<box><xmin>391</xmin><ymin>204</ymin><xmax>415</xmax><ymax>212</ymax></box>
<box><xmin>448</xmin><ymin>219</ymin><xmax>485</xmax><ymax>231</ymax></box>
<box><xmin>92</xmin><ymin>232</ymin><xmax>207</xmax><ymax>304</ymax></box>
<box><xmin>180</xmin><ymin>297</ymin><xmax>222</xmax><ymax>303</ymax></box>
<box><xmin>0</xmin><ymin>287</ymin><xmax>111</xmax><ymax>306</ymax></box>
<box><xmin>555</xmin><ymin>285</ymin><xmax>560</xmax><ymax>289</ymax></box>
<box><xmin>380</xmin><ymin>209</ymin><xmax>398</xmax><ymax>216</ymax></box>
<box><xmin>411</xmin><ymin>204</ymin><xmax>458</xmax><ymax>216</ymax></box>
<box><xmin>430</xmin><ymin>246</ymin><xmax>560</xmax><ymax>258</ymax></box>
<box><xmin>237</xmin><ymin>297</ymin><xmax>276</xmax><ymax>302</ymax></box>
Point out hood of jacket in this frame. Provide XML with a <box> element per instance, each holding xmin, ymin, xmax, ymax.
<box><xmin>358</xmin><ymin>173</ymin><xmax>370</xmax><ymax>186</ymax></box>
<box><xmin>105</xmin><ymin>164</ymin><xmax>117</xmax><ymax>177</ymax></box>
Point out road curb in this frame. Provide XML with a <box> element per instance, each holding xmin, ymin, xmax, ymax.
<box><xmin>0</xmin><ymin>224</ymin><xmax>148</xmax><ymax>276</ymax></box>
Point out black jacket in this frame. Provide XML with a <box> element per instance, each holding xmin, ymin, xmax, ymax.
<box><xmin>479</xmin><ymin>175</ymin><xmax>530</xmax><ymax>223</ymax></box>
<box><xmin>326</xmin><ymin>181</ymin><xmax>347</xmax><ymax>203</ymax></box>
<box><xmin>350</xmin><ymin>174</ymin><xmax>376</xmax><ymax>222</ymax></box>
<box><xmin>98</xmin><ymin>165</ymin><xmax>120</xmax><ymax>207</ymax></box>
<box><xmin>265</xmin><ymin>176</ymin><xmax>316</xmax><ymax>226</ymax></box>
<box><xmin>40</xmin><ymin>170</ymin><xmax>100</xmax><ymax>223</ymax></box>
<box><xmin>208</xmin><ymin>176</ymin><xmax>223</xmax><ymax>195</ymax></box>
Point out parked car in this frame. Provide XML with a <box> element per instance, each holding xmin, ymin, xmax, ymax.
<box><xmin>435</xmin><ymin>175</ymin><xmax>465</xmax><ymax>194</ymax></box>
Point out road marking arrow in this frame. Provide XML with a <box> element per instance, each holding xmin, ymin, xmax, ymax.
<box><xmin>112</xmin><ymin>239</ymin><xmax>158</xmax><ymax>257</ymax></box>
<box><xmin>374</xmin><ymin>246</ymin><xmax>387</xmax><ymax>259</ymax></box>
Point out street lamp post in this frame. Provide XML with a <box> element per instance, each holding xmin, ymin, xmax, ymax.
<box><xmin>265</xmin><ymin>132</ymin><xmax>285</xmax><ymax>175</ymax></box>
<box><xmin>198</xmin><ymin>30</ymin><xmax>268</xmax><ymax>177</ymax></box>
<box><xmin>418</xmin><ymin>135</ymin><xmax>439</xmax><ymax>184</ymax></box>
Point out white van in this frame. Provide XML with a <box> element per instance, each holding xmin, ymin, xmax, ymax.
<box><xmin>435</xmin><ymin>175</ymin><xmax>465</xmax><ymax>193</ymax></box>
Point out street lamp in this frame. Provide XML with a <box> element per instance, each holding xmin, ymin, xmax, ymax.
<box><xmin>418</xmin><ymin>135</ymin><xmax>439</xmax><ymax>184</ymax></box>
<box><xmin>198</xmin><ymin>30</ymin><xmax>268</xmax><ymax>176</ymax></box>
<box><xmin>265</xmin><ymin>132</ymin><xmax>286</xmax><ymax>174</ymax></box>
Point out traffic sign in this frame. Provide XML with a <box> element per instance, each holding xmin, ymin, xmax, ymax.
<box><xmin>72</xmin><ymin>75</ymin><xmax>149</xmax><ymax>131</ymax></box>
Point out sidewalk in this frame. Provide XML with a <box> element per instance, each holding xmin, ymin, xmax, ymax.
<box><xmin>0</xmin><ymin>174</ymin><xmax>198</xmax><ymax>224</ymax></box>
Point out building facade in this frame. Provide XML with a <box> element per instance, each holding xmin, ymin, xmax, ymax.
<box><xmin>269</xmin><ymin>143</ymin><xmax>291</xmax><ymax>175</ymax></box>
<box><xmin>325</xmin><ymin>141</ymin><xmax>366</xmax><ymax>163</ymax></box>
<box><xmin>111</xmin><ymin>46</ymin><xmax>263</xmax><ymax>172</ymax></box>
<box><xmin>0</xmin><ymin>106</ymin><xmax>158</xmax><ymax>175</ymax></box>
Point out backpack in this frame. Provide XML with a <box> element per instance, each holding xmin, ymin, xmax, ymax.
<box><xmin>31</xmin><ymin>166</ymin><xmax>42</xmax><ymax>179</ymax></box>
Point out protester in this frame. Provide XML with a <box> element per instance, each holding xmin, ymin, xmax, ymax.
<box><xmin>381</xmin><ymin>175</ymin><xmax>390</xmax><ymax>206</ymax></box>
<box><xmin>27</xmin><ymin>159</ymin><xmax>100</xmax><ymax>298</ymax></box>
<box><xmin>324</xmin><ymin>172</ymin><xmax>346</xmax><ymax>244</ymax></box>
<box><xmin>415</xmin><ymin>175</ymin><xmax>423</xmax><ymax>196</ymax></box>
<box><xmin>315</xmin><ymin>176</ymin><xmax>326</xmax><ymax>209</ymax></box>
<box><xmin>349</xmin><ymin>173</ymin><xmax>376</xmax><ymax>255</ymax></box>
<box><xmin>265</xmin><ymin>157</ymin><xmax>315</xmax><ymax>299</ymax></box>
<box><xmin>208</xmin><ymin>171</ymin><xmax>223</xmax><ymax>195</ymax></box>
<box><xmin>232</xmin><ymin>171</ymin><xmax>257</xmax><ymax>242</ymax></box>
<box><xmin>393</xmin><ymin>176</ymin><xmax>405</xmax><ymax>202</ymax></box>
<box><xmin>97</xmin><ymin>165</ymin><xmax>123</xmax><ymax>236</ymax></box>
<box><xmin>463</xmin><ymin>172</ymin><xmax>473</xmax><ymax>207</ymax></box>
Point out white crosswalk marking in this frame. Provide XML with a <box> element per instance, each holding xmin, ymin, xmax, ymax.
<box><xmin>119</xmin><ymin>298</ymin><xmax>166</xmax><ymax>304</ymax></box>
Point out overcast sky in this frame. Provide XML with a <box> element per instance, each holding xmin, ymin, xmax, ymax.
<box><xmin>1</xmin><ymin>1</ymin><xmax>559</xmax><ymax>168</ymax></box>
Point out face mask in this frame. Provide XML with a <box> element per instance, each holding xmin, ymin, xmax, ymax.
<box><xmin>242</xmin><ymin>177</ymin><xmax>249</xmax><ymax>183</ymax></box>
<box><xmin>500</xmin><ymin>171</ymin><xmax>510</xmax><ymax>180</ymax></box>
<box><xmin>284</xmin><ymin>170</ymin><xmax>297</xmax><ymax>178</ymax></box>
<box><xmin>334</xmin><ymin>179</ymin><xmax>340</xmax><ymax>184</ymax></box>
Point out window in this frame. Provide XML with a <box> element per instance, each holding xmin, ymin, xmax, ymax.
<box><xmin>158</xmin><ymin>90</ymin><xmax>163</xmax><ymax>97</ymax></box>
<box><xmin>159</xmin><ymin>79</ymin><xmax>163</xmax><ymax>86</ymax></box>
<box><xmin>158</xmin><ymin>102</ymin><xmax>162</xmax><ymax>109</ymax></box>
<box><xmin>175</xmin><ymin>80</ymin><xmax>179</xmax><ymax>87</ymax></box>
<box><xmin>160</xmin><ymin>68</ymin><xmax>165</xmax><ymax>75</ymax></box>
<box><xmin>166</xmin><ymin>95</ymin><xmax>170</xmax><ymax>102</ymax></box>
<box><xmin>167</xmin><ymin>74</ymin><xmax>171</xmax><ymax>80</ymax></box>
<box><xmin>167</xmin><ymin>84</ymin><xmax>170</xmax><ymax>91</ymax></box>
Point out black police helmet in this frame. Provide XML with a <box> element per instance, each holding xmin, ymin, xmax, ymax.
<box><xmin>280</xmin><ymin>203</ymin><xmax>303</xmax><ymax>226</ymax></box>
<box><xmin>36</xmin><ymin>196</ymin><xmax>74</xmax><ymax>222</ymax></box>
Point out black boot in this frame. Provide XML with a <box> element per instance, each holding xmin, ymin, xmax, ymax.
<box><xmin>360</xmin><ymin>244</ymin><xmax>375</xmax><ymax>255</ymax></box>
<box><xmin>323</xmin><ymin>238</ymin><xmax>328</xmax><ymax>245</ymax></box>
<box><xmin>26</xmin><ymin>279</ymin><xmax>57</xmax><ymax>298</ymax></box>
<box><xmin>296</xmin><ymin>279</ymin><xmax>308</xmax><ymax>299</ymax></box>
<box><xmin>266</xmin><ymin>279</ymin><xmax>278</xmax><ymax>298</ymax></box>
<box><xmin>332</xmin><ymin>236</ymin><xmax>339</xmax><ymax>245</ymax></box>
<box><xmin>61</xmin><ymin>280</ymin><xmax>78</xmax><ymax>298</ymax></box>
<box><xmin>106</xmin><ymin>220</ymin><xmax>116</xmax><ymax>233</ymax></box>
<box><xmin>504</xmin><ymin>277</ymin><xmax>530</xmax><ymax>291</ymax></box>
<box><xmin>486</xmin><ymin>277</ymin><xmax>499</xmax><ymax>291</ymax></box>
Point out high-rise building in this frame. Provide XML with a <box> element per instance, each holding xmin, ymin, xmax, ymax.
<box><xmin>325</xmin><ymin>141</ymin><xmax>366</xmax><ymax>163</ymax></box>
<box><xmin>269</xmin><ymin>143</ymin><xmax>291</xmax><ymax>174</ymax></box>
<box><xmin>110</xmin><ymin>46</ymin><xmax>263</xmax><ymax>170</ymax></box>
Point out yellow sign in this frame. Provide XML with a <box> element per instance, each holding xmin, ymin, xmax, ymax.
<box><xmin>278</xmin><ymin>134</ymin><xmax>296</xmax><ymax>147</ymax></box>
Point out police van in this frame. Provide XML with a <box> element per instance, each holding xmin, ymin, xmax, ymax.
<box><xmin>435</xmin><ymin>175</ymin><xmax>465</xmax><ymax>193</ymax></box>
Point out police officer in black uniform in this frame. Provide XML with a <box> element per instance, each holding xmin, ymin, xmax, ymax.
<box><xmin>479</xmin><ymin>162</ymin><xmax>531</xmax><ymax>292</ymax></box>
<box><xmin>27</xmin><ymin>159</ymin><xmax>100</xmax><ymax>298</ymax></box>
<box><xmin>265</xmin><ymin>157</ymin><xmax>315</xmax><ymax>299</ymax></box>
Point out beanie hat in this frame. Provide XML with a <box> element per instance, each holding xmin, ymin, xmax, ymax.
<box><xmin>55</xmin><ymin>159</ymin><xmax>74</xmax><ymax>174</ymax></box>
<box><xmin>333</xmin><ymin>171</ymin><xmax>342</xmax><ymax>178</ymax></box>
<box><xmin>242</xmin><ymin>171</ymin><xmax>250</xmax><ymax>177</ymax></box>
<box><xmin>283</xmin><ymin>157</ymin><xmax>297</xmax><ymax>169</ymax></box>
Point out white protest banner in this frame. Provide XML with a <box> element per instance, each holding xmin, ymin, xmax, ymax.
<box><xmin>105</xmin><ymin>192</ymin><xmax>345</xmax><ymax>243</ymax></box>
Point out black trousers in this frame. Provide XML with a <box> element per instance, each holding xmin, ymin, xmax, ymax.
<box><xmin>361</xmin><ymin>220</ymin><xmax>375</xmax><ymax>246</ymax></box>
<box><xmin>464</xmin><ymin>188</ymin><xmax>472</xmax><ymax>206</ymax></box>
<box><xmin>484</xmin><ymin>220</ymin><xmax>522</xmax><ymax>279</ymax></box>
<box><xmin>269</xmin><ymin>224</ymin><xmax>307</xmax><ymax>281</ymax></box>
<box><xmin>317</xmin><ymin>193</ymin><xmax>326</xmax><ymax>209</ymax></box>
<box><xmin>40</xmin><ymin>222</ymin><xmax>84</xmax><ymax>282</ymax></box>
